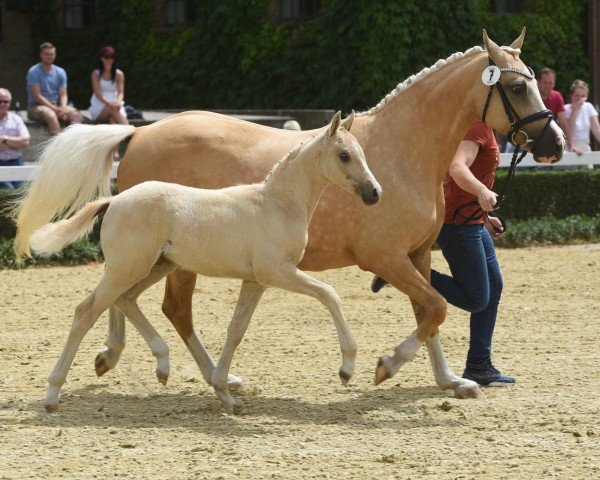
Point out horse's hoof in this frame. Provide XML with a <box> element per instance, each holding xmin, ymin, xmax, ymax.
<box><xmin>45</xmin><ymin>403</ymin><xmax>59</xmax><ymax>413</ymax></box>
<box><xmin>339</xmin><ymin>369</ymin><xmax>352</xmax><ymax>386</ymax></box>
<box><xmin>374</xmin><ymin>357</ymin><xmax>391</xmax><ymax>385</ymax></box>
<box><xmin>227</xmin><ymin>374</ymin><xmax>244</xmax><ymax>390</ymax></box>
<box><xmin>94</xmin><ymin>355</ymin><xmax>111</xmax><ymax>377</ymax></box>
<box><xmin>456</xmin><ymin>386</ymin><xmax>485</xmax><ymax>399</ymax></box>
<box><xmin>156</xmin><ymin>370</ymin><xmax>169</xmax><ymax>386</ymax></box>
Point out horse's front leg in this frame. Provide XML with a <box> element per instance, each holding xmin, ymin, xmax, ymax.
<box><xmin>372</xmin><ymin>253</ymin><xmax>483</xmax><ymax>399</ymax></box>
<box><xmin>163</xmin><ymin>269</ymin><xmax>244</xmax><ymax>390</ymax></box>
<box><xmin>265</xmin><ymin>266</ymin><xmax>357</xmax><ymax>384</ymax></box>
<box><xmin>212</xmin><ymin>280</ymin><xmax>266</xmax><ymax>407</ymax></box>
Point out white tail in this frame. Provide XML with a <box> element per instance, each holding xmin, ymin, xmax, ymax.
<box><xmin>30</xmin><ymin>198</ymin><xmax>112</xmax><ymax>257</ymax></box>
<box><xmin>10</xmin><ymin>123</ymin><xmax>135</xmax><ymax>258</ymax></box>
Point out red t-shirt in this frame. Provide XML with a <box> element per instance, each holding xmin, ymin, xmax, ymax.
<box><xmin>443</xmin><ymin>122</ymin><xmax>499</xmax><ymax>225</ymax></box>
<box><xmin>543</xmin><ymin>90</ymin><xmax>565</xmax><ymax>117</ymax></box>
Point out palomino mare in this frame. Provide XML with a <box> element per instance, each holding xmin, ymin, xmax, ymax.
<box><xmin>23</xmin><ymin>112</ymin><xmax>381</xmax><ymax>411</ymax></box>
<box><xmin>14</xmin><ymin>29</ymin><xmax>564</xmax><ymax>401</ymax></box>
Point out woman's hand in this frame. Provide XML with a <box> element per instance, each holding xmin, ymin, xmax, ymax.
<box><xmin>570</xmin><ymin>145</ymin><xmax>585</xmax><ymax>156</ymax></box>
<box><xmin>485</xmin><ymin>216</ymin><xmax>505</xmax><ymax>239</ymax></box>
<box><xmin>477</xmin><ymin>187</ymin><xmax>499</xmax><ymax>212</ymax></box>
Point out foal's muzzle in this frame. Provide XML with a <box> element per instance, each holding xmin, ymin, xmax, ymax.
<box><xmin>359</xmin><ymin>182</ymin><xmax>382</xmax><ymax>205</ymax></box>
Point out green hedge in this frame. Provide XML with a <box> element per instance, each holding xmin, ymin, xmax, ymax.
<box><xmin>494</xmin><ymin>169</ymin><xmax>600</xmax><ymax>220</ymax></box>
<box><xmin>25</xmin><ymin>0</ymin><xmax>590</xmax><ymax>112</ymax></box>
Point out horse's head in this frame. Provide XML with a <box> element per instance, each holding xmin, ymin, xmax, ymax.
<box><xmin>322</xmin><ymin>111</ymin><xmax>382</xmax><ymax>205</ymax></box>
<box><xmin>480</xmin><ymin>28</ymin><xmax>565</xmax><ymax>163</ymax></box>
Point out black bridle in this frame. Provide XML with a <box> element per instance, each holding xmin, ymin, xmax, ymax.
<box><xmin>453</xmin><ymin>58</ymin><xmax>555</xmax><ymax>233</ymax></box>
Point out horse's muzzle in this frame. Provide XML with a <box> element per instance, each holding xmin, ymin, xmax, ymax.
<box><xmin>531</xmin><ymin>121</ymin><xmax>565</xmax><ymax>164</ymax></box>
<box><xmin>359</xmin><ymin>183</ymin><xmax>382</xmax><ymax>205</ymax></box>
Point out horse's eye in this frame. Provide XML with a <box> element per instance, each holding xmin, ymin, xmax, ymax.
<box><xmin>339</xmin><ymin>152</ymin><xmax>350</xmax><ymax>163</ymax></box>
<box><xmin>512</xmin><ymin>82</ymin><xmax>527</xmax><ymax>95</ymax></box>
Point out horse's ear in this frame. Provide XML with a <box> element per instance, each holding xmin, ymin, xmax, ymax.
<box><xmin>482</xmin><ymin>29</ymin><xmax>504</xmax><ymax>65</ymax></box>
<box><xmin>329</xmin><ymin>111</ymin><xmax>342</xmax><ymax>137</ymax></box>
<box><xmin>509</xmin><ymin>27</ymin><xmax>526</xmax><ymax>51</ymax></box>
<box><xmin>341</xmin><ymin>110</ymin><xmax>355</xmax><ymax>131</ymax></box>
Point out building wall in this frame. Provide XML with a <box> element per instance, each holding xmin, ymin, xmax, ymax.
<box><xmin>0</xmin><ymin>4</ymin><xmax>33</xmax><ymax>109</ymax></box>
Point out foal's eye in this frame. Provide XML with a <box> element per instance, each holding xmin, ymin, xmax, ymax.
<box><xmin>339</xmin><ymin>152</ymin><xmax>350</xmax><ymax>163</ymax></box>
<box><xmin>512</xmin><ymin>82</ymin><xmax>527</xmax><ymax>95</ymax></box>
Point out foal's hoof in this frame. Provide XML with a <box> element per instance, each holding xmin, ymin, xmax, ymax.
<box><xmin>94</xmin><ymin>355</ymin><xmax>111</xmax><ymax>377</ymax></box>
<box><xmin>45</xmin><ymin>403</ymin><xmax>59</xmax><ymax>413</ymax></box>
<box><xmin>455</xmin><ymin>386</ymin><xmax>485</xmax><ymax>399</ymax></box>
<box><xmin>227</xmin><ymin>374</ymin><xmax>244</xmax><ymax>390</ymax></box>
<box><xmin>215</xmin><ymin>389</ymin><xmax>236</xmax><ymax>408</ymax></box>
<box><xmin>339</xmin><ymin>369</ymin><xmax>352</xmax><ymax>386</ymax></box>
<box><xmin>374</xmin><ymin>357</ymin><xmax>392</xmax><ymax>386</ymax></box>
<box><xmin>156</xmin><ymin>370</ymin><xmax>169</xmax><ymax>386</ymax></box>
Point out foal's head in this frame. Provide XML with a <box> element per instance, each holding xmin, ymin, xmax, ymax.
<box><xmin>320</xmin><ymin>111</ymin><xmax>382</xmax><ymax>205</ymax></box>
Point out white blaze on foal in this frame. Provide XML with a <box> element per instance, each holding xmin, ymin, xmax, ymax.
<box><xmin>26</xmin><ymin>111</ymin><xmax>381</xmax><ymax>411</ymax></box>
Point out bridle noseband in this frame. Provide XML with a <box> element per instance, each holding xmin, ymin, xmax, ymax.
<box><xmin>453</xmin><ymin>58</ymin><xmax>555</xmax><ymax>233</ymax></box>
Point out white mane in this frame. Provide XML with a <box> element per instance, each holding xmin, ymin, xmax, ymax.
<box><xmin>359</xmin><ymin>45</ymin><xmax>486</xmax><ymax>117</ymax></box>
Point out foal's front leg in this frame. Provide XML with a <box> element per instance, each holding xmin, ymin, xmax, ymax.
<box><xmin>212</xmin><ymin>280</ymin><xmax>267</xmax><ymax>407</ymax></box>
<box><xmin>266</xmin><ymin>266</ymin><xmax>357</xmax><ymax>385</ymax></box>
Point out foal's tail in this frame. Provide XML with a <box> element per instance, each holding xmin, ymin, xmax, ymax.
<box><xmin>9</xmin><ymin>123</ymin><xmax>136</xmax><ymax>259</ymax></box>
<box><xmin>30</xmin><ymin>198</ymin><xmax>112</xmax><ymax>257</ymax></box>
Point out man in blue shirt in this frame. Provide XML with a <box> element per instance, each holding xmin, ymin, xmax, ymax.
<box><xmin>27</xmin><ymin>42</ymin><xmax>82</xmax><ymax>135</ymax></box>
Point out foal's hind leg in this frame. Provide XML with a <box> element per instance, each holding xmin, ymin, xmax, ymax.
<box><xmin>113</xmin><ymin>259</ymin><xmax>178</xmax><ymax>384</ymax></box>
<box><xmin>95</xmin><ymin>305</ymin><xmax>126</xmax><ymax>376</ymax></box>
<box><xmin>45</xmin><ymin>272</ymin><xmax>134</xmax><ymax>412</ymax></box>
<box><xmin>162</xmin><ymin>269</ymin><xmax>244</xmax><ymax>389</ymax></box>
<box><xmin>264</xmin><ymin>266</ymin><xmax>357</xmax><ymax>385</ymax></box>
<box><xmin>212</xmin><ymin>280</ymin><xmax>266</xmax><ymax>407</ymax></box>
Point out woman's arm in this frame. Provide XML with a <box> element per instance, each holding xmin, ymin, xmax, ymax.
<box><xmin>116</xmin><ymin>70</ymin><xmax>125</xmax><ymax>104</ymax></box>
<box><xmin>448</xmin><ymin>140</ymin><xmax>498</xmax><ymax>211</ymax></box>
<box><xmin>589</xmin><ymin>111</ymin><xmax>600</xmax><ymax>144</ymax></box>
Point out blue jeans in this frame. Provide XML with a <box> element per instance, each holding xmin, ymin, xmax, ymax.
<box><xmin>0</xmin><ymin>157</ymin><xmax>24</xmax><ymax>189</ymax></box>
<box><xmin>431</xmin><ymin>223</ymin><xmax>503</xmax><ymax>366</ymax></box>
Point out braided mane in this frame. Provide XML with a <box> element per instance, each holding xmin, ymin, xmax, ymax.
<box><xmin>358</xmin><ymin>46</ymin><xmax>485</xmax><ymax>117</ymax></box>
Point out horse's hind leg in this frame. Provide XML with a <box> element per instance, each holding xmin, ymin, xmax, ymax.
<box><xmin>162</xmin><ymin>269</ymin><xmax>244</xmax><ymax>389</ymax></box>
<box><xmin>113</xmin><ymin>259</ymin><xmax>177</xmax><ymax>384</ymax></box>
<box><xmin>212</xmin><ymin>280</ymin><xmax>266</xmax><ymax>407</ymax></box>
<box><xmin>264</xmin><ymin>266</ymin><xmax>357</xmax><ymax>385</ymax></box>
<box><xmin>95</xmin><ymin>305</ymin><xmax>126</xmax><ymax>376</ymax></box>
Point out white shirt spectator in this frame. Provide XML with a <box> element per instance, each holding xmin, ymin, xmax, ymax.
<box><xmin>0</xmin><ymin>112</ymin><xmax>30</xmax><ymax>161</ymax></box>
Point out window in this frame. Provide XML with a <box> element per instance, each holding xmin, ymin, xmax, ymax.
<box><xmin>164</xmin><ymin>0</ymin><xmax>195</xmax><ymax>26</ymax></box>
<box><xmin>63</xmin><ymin>0</ymin><xmax>94</xmax><ymax>29</ymax></box>
<box><xmin>490</xmin><ymin>0</ymin><xmax>527</xmax><ymax>14</ymax></box>
<box><xmin>278</xmin><ymin>0</ymin><xmax>321</xmax><ymax>21</ymax></box>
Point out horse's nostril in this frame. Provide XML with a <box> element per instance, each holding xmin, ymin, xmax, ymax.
<box><xmin>373</xmin><ymin>188</ymin><xmax>379</xmax><ymax>200</ymax></box>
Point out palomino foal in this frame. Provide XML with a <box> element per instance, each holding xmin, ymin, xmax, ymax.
<box><xmin>29</xmin><ymin>111</ymin><xmax>381</xmax><ymax>411</ymax></box>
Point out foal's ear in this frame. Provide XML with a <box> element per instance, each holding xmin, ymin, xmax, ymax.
<box><xmin>341</xmin><ymin>110</ymin><xmax>355</xmax><ymax>131</ymax></box>
<box><xmin>482</xmin><ymin>29</ymin><xmax>504</xmax><ymax>65</ymax></box>
<box><xmin>509</xmin><ymin>27</ymin><xmax>526</xmax><ymax>51</ymax></box>
<box><xmin>329</xmin><ymin>111</ymin><xmax>342</xmax><ymax>137</ymax></box>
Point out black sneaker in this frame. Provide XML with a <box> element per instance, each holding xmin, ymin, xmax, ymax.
<box><xmin>462</xmin><ymin>363</ymin><xmax>516</xmax><ymax>387</ymax></box>
<box><xmin>371</xmin><ymin>275</ymin><xmax>388</xmax><ymax>293</ymax></box>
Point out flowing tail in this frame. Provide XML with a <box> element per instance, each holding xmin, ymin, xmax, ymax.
<box><xmin>9</xmin><ymin>123</ymin><xmax>136</xmax><ymax>259</ymax></box>
<box><xmin>30</xmin><ymin>198</ymin><xmax>112</xmax><ymax>257</ymax></box>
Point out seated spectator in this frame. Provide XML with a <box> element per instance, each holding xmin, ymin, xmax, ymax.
<box><xmin>565</xmin><ymin>79</ymin><xmax>600</xmax><ymax>155</ymax></box>
<box><xmin>0</xmin><ymin>88</ymin><xmax>30</xmax><ymax>189</ymax></box>
<box><xmin>26</xmin><ymin>42</ymin><xmax>83</xmax><ymax>135</ymax></box>
<box><xmin>89</xmin><ymin>46</ymin><xmax>129</xmax><ymax>125</ymax></box>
